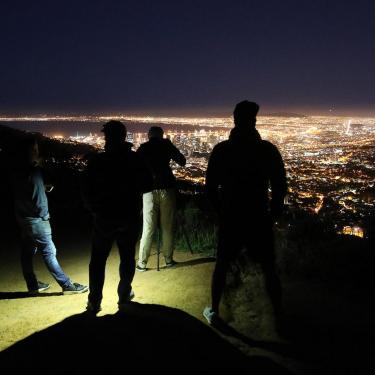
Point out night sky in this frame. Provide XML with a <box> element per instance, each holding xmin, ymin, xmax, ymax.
<box><xmin>1</xmin><ymin>0</ymin><xmax>374</xmax><ymax>116</ymax></box>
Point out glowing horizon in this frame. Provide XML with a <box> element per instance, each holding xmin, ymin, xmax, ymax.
<box><xmin>2</xmin><ymin>114</ymin><xmax>375</xmax><ymax>125</ymax></box>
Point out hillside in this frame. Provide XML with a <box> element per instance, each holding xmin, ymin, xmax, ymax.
<box><xmin>0</xmin><ymin>231</ymin><xmax>374</xmax><ymax>374</ymax></box>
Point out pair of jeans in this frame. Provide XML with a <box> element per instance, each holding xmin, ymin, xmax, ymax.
<box><xmin>138</xmin><ymin>188</ymin><xmax>176</xmax><ymax>267</ymax></box>
<box><xmin>88</xmin><ymin>216</ymin><xmax>140</xmax><ymax>306</ymax></box>
<box><xmin>18</xmin><ymin>217</ymin><xmax>70</xmax><ymax>290</ymax></box>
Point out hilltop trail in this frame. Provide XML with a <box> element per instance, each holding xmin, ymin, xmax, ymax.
<box><xmin>0</xmin><ymin>247</ymin><xmax>215</xmax><ymax>349</ymax></box>
<box><xmin>0</xmin><ymin>241</ymin><xmax>374</xmax><ymax>374</ymax></box>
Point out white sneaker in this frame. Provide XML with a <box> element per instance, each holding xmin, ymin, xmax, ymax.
<box><xmin>203</xmin><ymin>306</ymin><xmax>218</xmax><ymax>325</ymax></box>
<box><xmin>136</xmin><ymin>265</ymin><xmax>147</xmax><ymax>272</ymax></box>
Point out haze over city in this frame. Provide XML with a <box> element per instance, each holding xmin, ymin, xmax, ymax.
<box><xmin>1</xmin><ymin>0</ymin><xmax>375</xmax><ymax>116</ymax></box>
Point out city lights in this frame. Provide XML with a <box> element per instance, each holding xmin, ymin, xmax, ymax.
<box><xmin>2</xmin><ymin>114</ymin><xmax>374</xmax><ymax>236</ymax></box>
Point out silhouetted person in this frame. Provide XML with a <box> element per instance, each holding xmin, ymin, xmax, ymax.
<box><xmin>136</xmin><ymin>126</ymin><xmax>186</xmax><ymax>271</ymax></box>
<box><xmin>82</xmin><ymin>121</ymin><xmax>153</xmax><ymax>313</ymax></box>
<box><xmin>203</xmin><ymin>101</ymin><xmax>287</xmax><ymax>327</ymax></box>
<box><xmin>11</xmin><ymin>136</ymin><xmax>88</xmax><ymax>294</ymax></box>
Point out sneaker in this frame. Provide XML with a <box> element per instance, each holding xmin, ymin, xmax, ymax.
<box><xmin>165</xmin><ymin>260</ymin><xmax>178</xmax><ymax>268</ymax></box>
<box><xmin>203</xmin><ymin>306</ymin><xmax>218</xmax><ymax>325</ymax></box>
<box><xmin>86</xmin><ymin>301</ymin><xmax>102</xmax><ymax>315</ymax></box>
<box><xmin>62</xmin><ymin>282</ymin><xmax>89</xmax><ymax>295</ymax></box>
<box><xmin>136</xmin><ymin>265</ymin><xmax>147</xmax><ymax>272</ymax></box>
<box><xmin>118</xmin><ymin>290</ymin><xmax>135</xmax><ymax>312</ymax></box>
<box><xmin>28</xmin><ymin>281</ymin><xmax>50</xmax><ymax>294</ymax></box>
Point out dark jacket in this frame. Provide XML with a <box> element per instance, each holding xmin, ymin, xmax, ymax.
<box><xmin>137</xmin><ymin>138</ymin><xmax>186</xmax><ymax>190</ymax></box>
<box><xmin>205</xmin><ymin>127</ymin><xmax>287</xmax><ymax>220</ymax></box>
<box><xmin>12</xmin><ymin>162</ymin><xmax>50</xmax><ymax>220</ymax></box>
<box><xmin>82</xmin><ymin>142</ymin><xmax>153</xmax><ymax>219</ymax></box>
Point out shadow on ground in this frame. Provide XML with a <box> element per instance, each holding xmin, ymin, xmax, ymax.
<box><xmin>214</xmin><ymin>311</ymin><xmax>375</xmax><ymax>374</ymax></box>
<box><xmin>0</xmin><ymin>302</ymin><xmax>291</xmax><ymax>374</ymax></box>
<box><xmin>0</xmin><ymin>291</ymin><xmax>63</xmax><ymax>299</ymax></box>
<box><xmin>144</xmin><ymin>256</ymin><xmax>216</xmax><ymax>271</ymax></box>
<box><xmin>280</xmin><ymin>314</ymin><xmax>375</xmax><ymax>375</ymax></box>
<box><xmin>173</xmin><ymin>257</ymin><xmax>217</xmax><ymax>267</ymax></box>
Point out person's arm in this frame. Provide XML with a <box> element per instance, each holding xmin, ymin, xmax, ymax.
<box><xmin>205</xmin><ymin>145</ymin><xmax>221</xmax><ymax>213</ymax></box>
<box><xmin>136</xmin><ymin>143</ymin><xmax>155</xmax><ymax>185</ymax></box>
<box><xmin>31</xmin><ymin>167</ymin><xmax>50</xmax><ymax>220</ymax></box>
<box><xmin>167</xmin><ymin>139</ymin><xmax>186</xmax><ymax>167</ymax></box>
<box><xmin>41</xmin><ymin>162</ymin><xmax>55</xmax><ymax>193</ymax></box>
<box><xmin>81</xmin><ymin>155</ymin><xmax>97</xmax><ymax>214</ymax></box>
<box><xmin>135</xmin><ymin>154</ymin><xmax>154</xmax><ymax>194</ymax></box>
<box><xmin>268</xmin><ymin>144</ymin><xmax>287</xmax><ymax>221</ymax></box>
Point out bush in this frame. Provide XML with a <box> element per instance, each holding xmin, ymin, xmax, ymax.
<box><xmin>274</xmin><ymin>208</ymin><xmax>372</xmax><ymax>282</ymax></box>
<box><xmin>174</xmin><ymin>194</ymin><xmax>218</xmax><ymax>255</ymax></box>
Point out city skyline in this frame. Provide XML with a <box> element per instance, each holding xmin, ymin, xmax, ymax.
<box><xmin>4</xmin><ymin>114</ymin><xmax>369</xmax><ymax>237</ymax></box>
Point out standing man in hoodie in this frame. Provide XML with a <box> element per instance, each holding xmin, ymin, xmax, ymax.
<box><xmin>83</xmin><ymin>120</ymin><xmax>153</xmax><ymax>313</ymax></box>
<box><xmin>203</xmin><ymin>101</ymin><xmax>287</xmax><ymax>327</ymax></box>
<box><xmin>136</xmin><ymin>126</ymin><xmax>186</xmax><ymax>271</ymax></box>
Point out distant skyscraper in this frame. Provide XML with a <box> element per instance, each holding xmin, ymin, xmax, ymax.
<box><xmin>127</xmin><ymin>132</ymin><xmax>134</xmax><ymax>143</ymax></box>
<box><xmin>345</xmin><ymin>119</ymin><xmax>352</xmax><ymax>135</ymax></box>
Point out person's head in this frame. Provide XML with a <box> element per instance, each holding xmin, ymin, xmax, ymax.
<box><xmin>148</xmin><ymin>126</ymin><xmax>164</xmax><ymax>140</ymax></box>
<box><xmin>233</xmin><ymin>100</ymin><xmax>259</xmax><ymax>128</ymax></box>
<box><xmin>101</xmin><ymin>120</ymin><xmax>127</xmax><ymax>151</ymax></box>
<box><xmin>20</xmin><ymin>135</ymin><xmax>39</xmax><ymax>164</ymax></box>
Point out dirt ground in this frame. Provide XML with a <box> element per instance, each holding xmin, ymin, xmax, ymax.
<box><xmin>0</xmin><ymin>238</ymin><xmax>300</xmax><ymax>373</ymax></box>
<box><xmin>1</xmin><ymin>237</ymin><xmax>374</xmax><ymax>374</ymax></box>
<box><xmin>0</xmin><ymin>242</ymin><xmax>215</xmax><ymax>348</ymax></box>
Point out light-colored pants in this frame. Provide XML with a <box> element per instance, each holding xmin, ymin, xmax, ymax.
<box><xmin>138</xmin><ymin>189</ymin><xmax>176</xmax><ymax>267</ymax></box>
